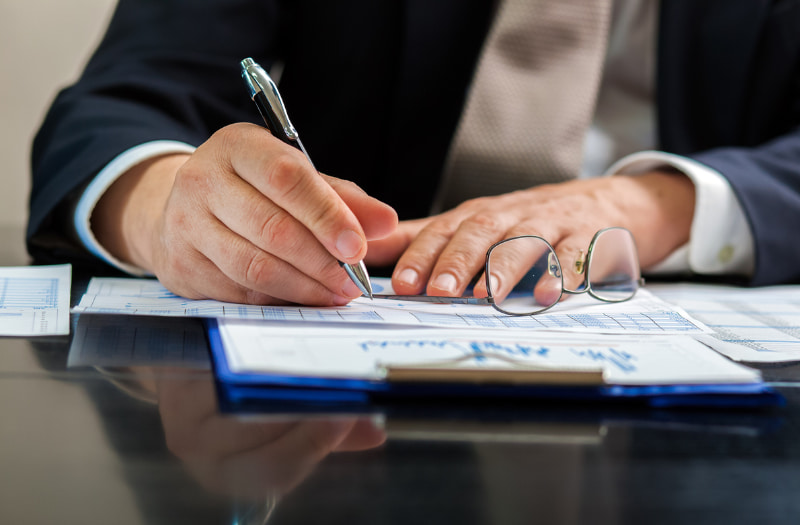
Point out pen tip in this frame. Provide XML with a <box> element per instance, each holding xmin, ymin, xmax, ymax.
<box><xmin>340</xmin><ymin>261</ymin><xmax>373</xmax><ymax>300</ymax></box>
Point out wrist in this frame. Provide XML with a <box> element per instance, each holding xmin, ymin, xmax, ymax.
<box><xmin>92</xmin><ymin>154</ymin><xmax>189</xmax><ymax>270</ymax></box>
<box><xmin>619</xmin><ymin>170</ymin><xmax>695</xmax><ymax>267</ymax></box>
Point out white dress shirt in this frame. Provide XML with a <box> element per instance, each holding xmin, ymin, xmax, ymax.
<box><xmin>74</xmin><ymin>0</ymin><xmax>754</xmax><ymax>278</ymax></box>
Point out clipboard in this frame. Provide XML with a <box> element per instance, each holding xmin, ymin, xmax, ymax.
<box><xmin>204</xmin><ymin>320</ymin><xmax>784</xmax><ymax>411</ymax></box>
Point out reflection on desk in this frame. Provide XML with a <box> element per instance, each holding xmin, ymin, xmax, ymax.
<box><xmin>1</xmin><ymin>258</ymin><xmax>799</xmax><ymax>523</ymax></box>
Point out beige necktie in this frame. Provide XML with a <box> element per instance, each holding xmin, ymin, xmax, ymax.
<box><xmin>432</xmin><ymin>0</ymin><xmax>613</xmax><ymax>213</ymax></box>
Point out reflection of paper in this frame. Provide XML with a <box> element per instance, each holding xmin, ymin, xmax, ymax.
<box><xmin>649</xmin><ymin>283</ymin><xmax>800</xmax><ymax>362</ymax></box>
<box><xmin>0</xmin><ymin>264</ymin><xmax>71</xmax><ymax>336</ymax></box>
<box><xmin>74</xmin><ymin>277</ymin><xmax>708</xmax><ymax>335</ymax></box>
<box><xmin>217</xmin><ymin>321</ymin><xmax>760</xmax><ymax>386</ymax></box>
<box><xmin>68</xmin><ymin>314</ymin><xmax>210</xmax><ymax>368</ymax></box>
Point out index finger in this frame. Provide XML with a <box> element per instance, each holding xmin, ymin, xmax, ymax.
<box><xmin>221</xmin><ymin>124</ymin><xmax>369</xmax><ymax>264</ymax></box>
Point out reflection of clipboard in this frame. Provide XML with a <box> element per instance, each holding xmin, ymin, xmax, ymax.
<box><xmin>205</xmin><ymin>320</ymin><xmax>783</xmax><ymax>410</ymax></box>
<box><xmin>385</xmin><ymin>419</ymin><xmax>605</xmax><ymax>445</ymax></box>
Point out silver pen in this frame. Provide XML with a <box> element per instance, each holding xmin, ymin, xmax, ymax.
<box><xmin>240</xmin><ymin>57</ymin><xmax>373</xmax><ymax>299</ymax></box>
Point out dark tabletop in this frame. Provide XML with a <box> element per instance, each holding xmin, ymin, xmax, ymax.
<box><xmin>2</xmin><ymin>225</ymin><xmax>799</xmax><ymax>525</ymax></box>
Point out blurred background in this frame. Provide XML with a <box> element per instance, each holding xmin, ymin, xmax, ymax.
<box><xmin>0</xmin><ymin>0</ymin><xmax>116</xmax><ymax>236</ymax></box>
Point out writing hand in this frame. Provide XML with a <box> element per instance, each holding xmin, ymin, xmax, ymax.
<box><xmin>93</xmin><ymin>123</ymin><xmax>397</xmax><ymax>305</ymax></box>
<box><xmin>379</xmin><ymin>172</ymin><xmax>694</xmax><ymax>303</ymax></box>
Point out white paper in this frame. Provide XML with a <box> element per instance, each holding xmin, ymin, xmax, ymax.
<box><xmin>649</xmin><ymin>282</ymin><xmax>800</xmax><ymax>362</ymax></box>
<box><xmin>0</xmin><ymin>264</ymin><xmax>71</xmax><ymax>336</ymax></box>
<box><xmin>217</xmin><ymin>321</ymin><xmax>761</xmax><ymax>386</ymax></box>
<box><xmin>74</xmin><ymin>277</ymin><xmax>709</xmax><ymax>335</ymax></box>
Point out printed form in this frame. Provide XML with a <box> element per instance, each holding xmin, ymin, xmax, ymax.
<box><xmin>74</xmin><ymin>277</ymin><xmax>709</xmax><ymax>335</ymax></box>
<box><xmin>0</xmin><ymin>264</ymin><xmax>71</xmax><ymax>336</ymax></box>
<box><xmin>650</xmin><ymin>282</ymin><xmax>800</xmax><ymax>362</ymax></box>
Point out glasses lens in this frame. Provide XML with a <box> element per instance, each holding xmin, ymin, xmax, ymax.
<box><xmin>586</xmin><ymin>228</ymin><xmax>641</xmax><ymax>302</ymax></box>
<box><xmin>487</xmin><ymin>236</ymin><xmax>563</xmax><ymax>315</ymax></box>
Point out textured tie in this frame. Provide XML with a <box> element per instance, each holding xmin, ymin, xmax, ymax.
<box><xmin>431</xmin><ymin>0</ymin><xmax>613</xmax><ymax>213</ymax></box>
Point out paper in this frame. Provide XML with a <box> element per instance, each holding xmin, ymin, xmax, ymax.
<box><xmin>0</xmin><ymin>264</ymin><xmax>71</xmax><ymax>336</ymax></box>
<box><xmin>649</xmin><ymin>282</ymin><xmax>800</xmax><ymax>362</ymax></box>
<box><xmin>74</xmin><ymin>277</ymin><xmax>709</xmax><ymax>335</ymax></box>
<box><xmin>216</xmin><ymin>321</ymin><xmax>761</xmax><ymax>386</ymax></box>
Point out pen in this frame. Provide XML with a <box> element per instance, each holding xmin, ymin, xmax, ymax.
<box><xmin>240</xmin><ymin>57</ymin><xmax>373</xmax><ymax>299</ymax></box>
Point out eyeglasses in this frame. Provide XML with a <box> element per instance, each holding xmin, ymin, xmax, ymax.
<box><xmin>374</xmin><ymin>227</ymin><xmax>644</xmax><ymax>316</ymax></box>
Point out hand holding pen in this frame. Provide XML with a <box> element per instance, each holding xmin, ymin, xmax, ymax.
<box><xmin>93</xmin><ymin>63</ymin><xmax>396</xmax><ymax>306</ymax></box>
<box><xmin>241</xmin><ymin>58</ymin><xmax>374</xmax><ymax>298</ymax></box>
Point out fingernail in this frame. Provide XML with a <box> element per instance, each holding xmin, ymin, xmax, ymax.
<box><xmin>431</xmin><ymin>272</ymin><xmax>458</xmax><ymax>295</ymax></box>
<box><xmin>341</xmin><ymin>278</ymin><xmax>362</xmax><ymax>298</ymax></box>
<box><xmin>336</xmin><ymin>230</ymin><xmax>363</xmax><ymax>259</ymax></box>
<box><xmin>395</xmin><ymin>268</ymin><xmax>419</xmax><ymax>287</ymax></box>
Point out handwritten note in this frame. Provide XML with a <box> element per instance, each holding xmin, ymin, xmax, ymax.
<box><xmin>217</xmin><ymin>321</ymin><xmax>760</xmax><ymax>386</ymax></box>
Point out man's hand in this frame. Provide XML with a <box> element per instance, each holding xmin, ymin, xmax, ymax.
<box><xmin>366</xmin><ymin>172</ymin><xmax>695</xmax><ymax>302</ymax></box>
<box><xmin>156</xmin><ymin>370</ymin><xmax>385</xmax><ymax>498</ymax></box>
<box><xmin>92</xmin><ymin>123</ymin><xmax>398</xmax><ymax>305</ymax></box>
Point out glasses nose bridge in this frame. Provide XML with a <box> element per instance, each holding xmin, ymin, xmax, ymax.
<box><xmin>562</xmin><ymin>284</ymin><xmax>590</xmax><ymax>296</ymax></box>
<box><xmin>551</xmin><ymin>248</ymin><xmax>591</xmax><ymax>296</ymax></box>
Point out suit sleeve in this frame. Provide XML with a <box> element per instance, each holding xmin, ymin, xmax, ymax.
<box><xmin>28</xmin><ymin>0</ymin><xmax>280</xmax><ymax>267</ymax></box>
<box><xmin>689</xmin><ymin>128</ymin><xmax>800</xmax><ymax>286</ymax></box>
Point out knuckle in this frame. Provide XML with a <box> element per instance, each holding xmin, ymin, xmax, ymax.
<box><xmin>507</xmin><ymin>223</ymin><xmax>545</xmax><ymax>239</ymax></box>
<box><xmin>463</xmin><ymin>212</ymin><xmax>503</xmax><ymax>234</ymax></box>
<box><xmin>173</xmin><ymin>161</ymin><xmax>207</xmax><ymax>193</ymax></box>
<box><xmin>420</xmin><ymin>219</ymin><xmax>455</xmax><ymax>241</ymax></box>
<box><xmin>306</xmin><ymin>194</ymin><xmax>342</xmax><ymax>227</ymax></box>
<box><xmin>440</xmin><ymin>247</ymin><xmax>477</xmax><ymax>270</ymax></box>
<box><xmin>211</xmin><ymin>123</ymin><xmax>250</xmax><ymax>150</ymax></box>
<box><xmin>456</xmin><ymin>196</ymin><xmax>490</xmax><ymax>213</ymax></box>
<box><xmin>207</xmin><ymin>125</ymin><xmax>241</xmax><ymax>168</ymax></box>
<box><xmin>164</xmin><ymin>203</ymin><xmax>192</xmax><ymax>232</ymax></box>
<box><xmin>241</xmin><ymin>251</ymin><xmax>275</xmax><ymax>286</ymax></box>
<box><xmin>166</xmin><ymin>251</ymin><xmax>189</xmax><ymax>275</ymax></box>
<box><xmin>256</xmin><ymin>208</ymin><xmax>297</xmax><ymax>250</ymax></box>
<box><xmin>265</xmin><ymin>153</ymin><xmax>307</xmax><ymax>197</ymax></box>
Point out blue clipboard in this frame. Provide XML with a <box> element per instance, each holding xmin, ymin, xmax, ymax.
<box><xmin>205</xmin><ymin>320</ymin><xmax>784</xmax><ymax>411</ymax></box>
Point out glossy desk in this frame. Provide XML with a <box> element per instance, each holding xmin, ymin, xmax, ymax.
<box><xmin>2</xmin><ymin>227</ymin><xmax>800</xmax><ymax>525</ymax></box>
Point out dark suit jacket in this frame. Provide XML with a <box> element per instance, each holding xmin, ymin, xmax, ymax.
<box><xmin>29</xmin><ymin>0</ymin><xmax>800</xmax><ymax>285</ymax></box>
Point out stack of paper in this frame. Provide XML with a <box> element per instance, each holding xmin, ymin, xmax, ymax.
<box><xmin>74</xmin><ymin>277</ymin><xmax>782</xmax><ymax>409</ymax></box>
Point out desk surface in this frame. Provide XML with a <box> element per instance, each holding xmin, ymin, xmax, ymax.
<box><xmin>2</xmin><ymin>228</ymin><xmax>800</xmax><ymax>525</ymax></box>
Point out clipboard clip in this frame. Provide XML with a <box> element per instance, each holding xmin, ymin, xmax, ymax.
<box><xmin>377</xmin><ymin>352</ymin><xmax>605</xmax><ymax>386</ymax></box>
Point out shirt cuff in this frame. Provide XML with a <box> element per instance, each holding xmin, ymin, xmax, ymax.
<box><xmin>74</xmin><ymin>140</ymin><xmax>197</xmax><ymax>276</ymax></box>
<box><xmin>604</xmin><ymin>150</ymin><xmax>755</xmax><ymax>277</ymax></box>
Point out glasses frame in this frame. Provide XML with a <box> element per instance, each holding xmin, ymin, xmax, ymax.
<box><xmin>373</xmin><ymin>227</ymin><xmax>644</xmax><ymax>316</ymax></box>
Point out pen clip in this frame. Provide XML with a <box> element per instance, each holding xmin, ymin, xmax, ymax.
<box><xmin>240</xmin><ymin>57</ymin><xmax>299</xmax><ymax>141</ymax></box>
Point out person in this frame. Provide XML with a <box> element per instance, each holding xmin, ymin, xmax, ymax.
<box><xmin>28</xmin><ymin>0</ymin><xmax>800</xmax><ymax>307</ymax></box>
